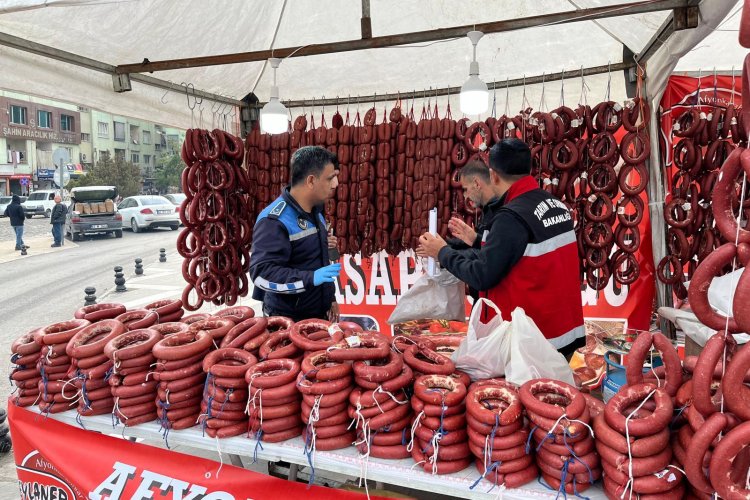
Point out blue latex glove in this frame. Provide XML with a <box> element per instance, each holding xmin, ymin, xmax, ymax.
<box><xmin>313</xmin><ymin>263</ymin><xmax>341</xmax><ymax>286</ymax></box>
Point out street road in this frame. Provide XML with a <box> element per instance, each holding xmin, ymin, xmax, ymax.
<box><xmin>0</xmin><ymin>225</ymin><xmax>179</xmax><ymax>496</ymax></box>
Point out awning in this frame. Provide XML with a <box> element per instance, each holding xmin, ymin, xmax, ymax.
<box><xmin>10</xmin><ymin>174</ymin><xmax>31</xmax><ymax>180</ymax></box>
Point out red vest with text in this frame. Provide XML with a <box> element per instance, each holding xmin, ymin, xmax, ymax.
<box><xmin>480</xmin><ymin>177</ymin><xmax>584</xmax><ymax>349</ymax></box>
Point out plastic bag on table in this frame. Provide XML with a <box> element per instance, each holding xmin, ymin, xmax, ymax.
<box><xmin>504</xmin><ymin>307</ymin><xmax>575</xmax><ymax>386</ymax></box>
<box><xmin>451</xmin><ymin>298</ymin><xmax>511</xmax><ymax>381</ymax></box>
<box><xmin>387</xmin><ymin>269</ymin><xmax>466</xmax><ymax>324</ymax></box>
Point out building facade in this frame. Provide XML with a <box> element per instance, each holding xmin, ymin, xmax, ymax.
<box><xmin>0</xmin><ymin>89</ymin><xmax>186</xmax><ymax>195</ymax></box>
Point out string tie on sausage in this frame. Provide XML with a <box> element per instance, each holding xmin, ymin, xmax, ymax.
<box><xmin>406</xmin><ymin>410</ymin><xmax>425</xmax><ymax>452</ymax></box>
<box><xmin>621</xmin><ymin>388</ymin><xmax>656</xmax><ymax>500</ymax></box>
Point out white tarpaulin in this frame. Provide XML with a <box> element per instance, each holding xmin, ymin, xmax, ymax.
<box><xmin>0</xmin><ymin>0</ymin><xmax>742</xmax><ymax>129</ymax></box>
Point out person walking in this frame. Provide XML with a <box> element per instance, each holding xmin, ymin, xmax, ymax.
<box><xmin>50</xmin><ymin>195</ymin><xmax>67</xmax><ymax>247</ymax></box>
<box><xmin>4</xmin><ymin>194</ymin><xmax>27</xmax><ymax>251</ymax></box>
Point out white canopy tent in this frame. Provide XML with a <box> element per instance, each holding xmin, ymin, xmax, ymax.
<box><xmin>0</xmin><ymin>0</ymin><xmax>744</xmax><ymax>314</ymax></box>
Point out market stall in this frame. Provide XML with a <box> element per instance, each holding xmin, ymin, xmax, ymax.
<box><xmin>2</xmin><ymin>1</ymin><xmax>750</xmax><ymax>499</ymax></box>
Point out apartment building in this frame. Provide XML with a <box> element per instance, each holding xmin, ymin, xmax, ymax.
<box><xmin>0</xmin><ymin>90</ymin><xmax>82</xmax><ymax>195</ymax></box>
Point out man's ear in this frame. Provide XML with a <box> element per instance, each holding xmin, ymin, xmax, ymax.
<box><xmin>306</xmin><ymin>174</ymin><xmax>316</xmax><ymax>188</ymax></box>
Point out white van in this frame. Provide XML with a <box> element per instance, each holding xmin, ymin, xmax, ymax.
<box><xmin>22</xmin><ymin>190</ymin><xmax>60</xmax><ymax>218</ymax></box>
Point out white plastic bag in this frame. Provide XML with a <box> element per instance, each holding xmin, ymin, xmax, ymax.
<box><xmin>387</xmin><ymin>269</ymin><xmax>466</xmax><ymax>324</ymax></box>
<box><xmin>451</xmin><ymin>299</ymin><xmax>512</xmax><ymax>381</ymax></box>
<box><xmin>504</xmin><ymin>307</ymin><xmax>575</xmax><ymax>386</ymax></box>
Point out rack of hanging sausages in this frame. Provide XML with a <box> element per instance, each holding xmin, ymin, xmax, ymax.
<box><xmin>9</xmin><ymin>44</ymin><xmax>750</xmax><ymax>500</ymax></box>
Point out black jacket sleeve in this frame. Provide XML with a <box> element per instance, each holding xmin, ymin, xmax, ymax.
<box><xmin>249</xmin><ymin>217</ymin><xmax>316</xmax><ymax>292</ymax></box>
<box><xmin>437</xmin><ymin>211</ymin><xmax>529</xmax><ymax>292</ymax></box>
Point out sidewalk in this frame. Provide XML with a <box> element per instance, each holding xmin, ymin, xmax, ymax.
<box><xmin>98</xmin><ymin>250</ymin><xmax>264</xmax><ymax>319</ymax></box>
<box><xmin>0</xmin><ymin>236</ymin><xmax>77</xmax><ymax>264</ymax></box>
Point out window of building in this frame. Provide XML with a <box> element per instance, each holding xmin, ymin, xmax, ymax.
<box><xmin>61</xmin><ymin>114</ymin><xmax>74</xmax><ymax>131</ymax></box>
<box><xmin>10</xmin><ymin>105</ymin><xmax>27</xmax><ymax>125</ymax></box>
<box><xmin>113</xmin><ymin>121</ymin><xmax>126</xmax><ymax>141</ymax></box>
<box><xmin>37</xmin><ymin>110</ymin><xmax>52</xmax><ymax>129</ymax></box>
<box><xmin>142</xmin><ymin>130</ymin><xmax>151</xmax><ymax>144</ymax></box>
<box><xmin>97</xmin><ymin>122</ymin><xmax>109</xmax><ymax>138</ymax></box>
<box><xmin>143</xmin><ymin>154</ymin><xmax>151</xmax><ymax>166</ymax></box>
<box><xmin>81</xmin><ymin>133</ymin><xmax>91</xmax><ymax>142</ymax></box>
<box><xmin>114</xmin><ymin>149</ymin><xmax>126</xmax><ymax>162</ymax></box>
<box><xmin>132</xmin><ymin>153</ymin><xmax>140</xmax><ymax>164</ymax></box>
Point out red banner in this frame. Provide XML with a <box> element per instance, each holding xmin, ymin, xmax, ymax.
<box><xmin>8</xmin><ymin>403</ymin><xmax>376</xmax><ymax>500</ymax></box>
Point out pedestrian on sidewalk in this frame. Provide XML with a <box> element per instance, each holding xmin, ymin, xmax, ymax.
<box><xmin>50</xmin><ymin>195</ymin><xmax>67</xmax><ymax>247</ymax></box>
<box><xmin>4</xmin><ymin>194</ymin><xmax>26</xmax><ymax>251</ymax></box>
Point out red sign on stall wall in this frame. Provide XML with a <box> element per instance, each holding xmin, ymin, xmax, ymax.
<box><xmin>337</xmin><ymin>242</ymin><xmax>656</xmax><ymax>333</ymax></box>
<box><xmin>8</xmin><ymin>403</ymin><xmax>378</xmax><ymax>500</ymax></box>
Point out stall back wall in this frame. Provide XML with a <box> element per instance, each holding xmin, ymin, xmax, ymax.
<box><xmin>234</xmin><ymin>99</ymin><xmax>656</xmax><ymax>332</ymax></box>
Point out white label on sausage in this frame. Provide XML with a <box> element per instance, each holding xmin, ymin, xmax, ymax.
<box><xmin>617</xmin><ymin>206</ymin><xmax>626</xmax><ymax>214</ymax></box>
<box><xmin>731</xmin><ymin>117</ymin><xmax>738</xmax><ymax>125</ymax></box>
<box><xmin>699</xmin><ymin>112</ymin><xmax>707</xmax><ymax>120</ymax></box>
<box><xmin>345</xmin><ymin>335</ymin><xmax>361</xmax><ymax>347</ymax></box>
<box><xmin>673</xmin><ymin>122</ymin><xmax>680</xmax><ymax>131</ymax></box>
<box><xmin>682</xmin><ymin>202</ymin><xmax>692</xmax><ymax>211</ymax></box>
<box><xmin>570</xmin><ymin>119</ymin><xmax>580</xmax><ymax>128</ymax></box>
<box><xmin>588</xmin><ymin>194</ymin><xmax>597</xmax><ymax>203</ymax></box>
<box><xmin>707</xmin><ymin>113</ymin><xmax>713</xmax><ymax>121</ymax></box>
<box><xmin>543</xmin><ymin>178</ymin><xmax>552</xmax><ymax>186</ymax></box>
<box><xmin>613</xmin><ymin>102</ymin><xmax>623</xmax><ymax>112</ymax></box>
<box><xmin>580</xmin><ymin>171</ymin><xmax>588</xmax><ymax>179</ymax></box>
<box><xmin>507</xmin><ymin>122</ymin><xmax>516</xmax><ymax>130</ymax></box>
<box><xmin>625</xmin><ymin>100</ymin><xmax>635</xmax><ymax>109</ymax></box>
<box><xmin>551</xmin><ymin>112</ymin><xmax>559</xmax><ymax>119</ymax></box>
<box><xmin>552</xmin><ymin>178</ymin><xmax>559</xmax><ymax>186</ymax></box>
<box><xmin>328</xmin><ymin>324</ymin><xmax>344</xmax><ymax>337</ymax></box>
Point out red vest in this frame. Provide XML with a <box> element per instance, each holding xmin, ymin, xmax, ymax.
<box><xmin>479</xmin><ymin>177</ymin><xmax>584</xmax><ymax>349</ymax></box>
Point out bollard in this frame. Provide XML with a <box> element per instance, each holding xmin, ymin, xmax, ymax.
<box><xmin>159</xmin><ymin>248</ymin><xmax>167</xmax><ymax>262</ymax></box>
<box><xmin>134</xmin><ymin>258</ymin><xmax>144</xmax><ymax>276</ymax></box>
<box><xmin>20</xmin><ymin>244</ymin><xmax>27</xmax><ymax>256</ymax></box>
<box><xmin>84</xmin><ymin>287</ymin><xmax>97</xmax><ymax>306</ymax></box>
<box><xmin>114</xmin><ymin>266</ymin><xmax>127</xmax><ymax>292</ymax></box>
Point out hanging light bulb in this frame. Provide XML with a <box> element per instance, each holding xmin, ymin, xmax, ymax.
<box><xmin>460</xmin><ymin>31</ymin><xmax>489</xmax><ymax>115</ymax></box>
<box><xmin>260</xmin><ymin>57</ymin><xmax>289</xmax><ymax>134</ymax></box>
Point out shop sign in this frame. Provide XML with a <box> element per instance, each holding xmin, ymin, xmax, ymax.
<box><xmin>0</xmin><ymin>125</ymin><xmax>78</xmax><ymax>144</ymax></box>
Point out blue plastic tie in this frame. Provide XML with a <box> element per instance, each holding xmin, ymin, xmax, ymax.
<box><xmin>526</xmin><ymin>424</ymin><xmax>539</xmax><ymax>454</ymax></box>
<box><xmin>252</xmin><ymin>429</ymin><xmax>264</xmax><ymax>464</ymax></box>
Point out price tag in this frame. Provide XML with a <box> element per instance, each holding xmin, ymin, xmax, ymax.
<box><xmin>551</xmin><ymin>112</ymin><xmax>559</xmax><ymax>119</ymax></box>
<box><xmin>673</xmin><ymin>122</ymin><xmax>681</xmax><ymax>131</ymax></box>
<box><xmin>479</xmin><ymin>143</ymin><xmax>488</xmax><ymax>152</ymax></box>
<box><xmin>707</xmin><ymin>113</ymin><xmax>713</xmax><ymax>121</ymax></box>
<box><xmin>681</xmin><ymin>202</ymin><xmax>692</xmax><ymax>211</ymax></box>
<box><xmin>731</xmin><ymin>117</ymin><xmax>738</xmax><ymax>125</ymax></box>
<box><xmin>613</xmin><ymin>102</ymin><xmax>623</xmax><ymax>112</ymax></box>
<box><xmin>625</xmin><ymin>100</ymin><xmax>635</xmax><ymax>109</ymax></box>
<box><xmin>580</xmin><ymin>171</ymin><xmax>588</xmax><ymax>179</ymax></box>
<box><xmin>588</xmin><ymin>194</ymin><xmax>597</xmax><ymax>203</ymax></box>
<box><xmin>345</xmin><ymin>335</ymin><xmax>361</xmax><ymax>348</ymax></box>
<box><xmin>570</xmin><ymin>119</ymin><xmax>580</xmax><ymax>128</ymax></box>
<box><xmin>507</xmin><ymin>122</ymin><xmax>516</xmax><ymax>130</ymax></box>
<box><xmin>699</xmin><ymin>112</ymin><xmax>707</xmax><ymax>120</ymax></box>
<box><xmin>328</xmin><ymin>324</ymin><xmax>344</xmax><ymax>337</ymax></box>
<box><xmin>543</xmin><ymin>178</ymin><xmax>552</xmax><ymax>186</ymax></box>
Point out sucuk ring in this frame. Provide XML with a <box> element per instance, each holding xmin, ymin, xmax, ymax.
<box><xmin>67</xmin><ymin>319</ymin><xmax>126</xmax><ymax>359</ymax></box>
<box><xmin>203</xmin><ymin>348</ymin><xmax>257</xmax><ymax>378</ymax></box>
<box><xmin>144</xmin><ymin>299</ymin><xmax>182</xmax><ymax>317</ymax></box>
<box><xmin>181</xmin><ymin>313</ymin><xmax>211</xmax><ymax>325</ymax></box>
<box><xmin>404</xmin><ymin>345</ymin><xmax>455</xmax><ymax>375</ymax></box>
<box><xmin>326</xmin><ymin>331</ymin><xmax>391</xmax><ymax>361</ymax></box>
<box><xmin>12</xmin><ymin>329</ymin><xmax>43</xmax><ymax>356</ymax></box>
<box><xmin>355</xmin><ymin>362</ymin><xmax>413</xmax><ymax>392</ymax></box>
<box><xmin>74</xmin><ymin>303</ymin><xmax>127</xmax><ymax>322</ymax></box>
<box><xmin>259</xmin><ymin>330</ymin><xmax>301</xmax><ymax>360</ymax></box>
<box><xmin>104</xmin><ymin>328</ymin><xmax>161</xmax><ymax>362</ymax></box>
<box><xmin>518</xmin><ymin>378</ymin><xmax>586</xmax><ymax>420</ymax></box>
<box><xmin>188</xmin><ymin>318</ymin><xmax>234</xmax><ymax>341</ymax></box>
<box><xmin>301</xmin><ymin>350</ymin><xmax>352</xmax><ymax>381</ymax></box>
<box><xmin>220</xmin><ymin>317</ymin><xmax>269</xmax><ymax>349</ymax></box>
<box><xmin>289</xmin><ymin>319</ymin><xmax>343</xmax><ymax>351</ymax></box>
<box><xmin>152</xmin><ymin>330</ymin><xmax>212</xmax><ymax>361</ymax></box>
<box><xmin>115</xmin><ymin>309</ymin><xmax>158</xmax><ymax>331</ymax></box>
<box><xmin>37</xmin><ymin>319</ymin><xmax>91</xmax><ymax>346</ymax></box>
<box><xmin>352</xmin><ymin>350</ymin><xmax>403</xmax><ymax>383</ymax></box>
<box><xmin>213</xmin><ymin>306</ymin><xmax>254</xmax><ymax>323</ymax></box>
<box><xmin>245</xmin><ymin>359</ymin><xmax>300</xmax><ymax>390</ymax></box>
<box><xmin>296</xmin><ymin>372</ymin><xmax>352</xmax><ymax>395</ymax></box>
<box><xmin>413</xmin><ymin>374</ymin><xmax>466</xmax><ymax>407</ymax></box>
<box><xmin>466</xmin><ymin>384</ymin><xmax>522</xmax><ymax>426</ymax></box>
<box><xmin>603</xmin><ymin>383</ymin><xmax>673</xmax><ymax>436</ymax></box>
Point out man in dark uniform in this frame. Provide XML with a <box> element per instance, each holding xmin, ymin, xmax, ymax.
<box><xmin>417</xmin><ymin>139</ymin><xmax>585</xmax><ymax>358</ymax></box>
<box><xmin>249</xmin><ymin>146</ymin><xmax>341</xmax><ymax>322</ymax></box>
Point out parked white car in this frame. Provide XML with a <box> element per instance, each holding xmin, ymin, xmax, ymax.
<box><xmin>117</xmin><ymin>195</ymin><xmax>180</xmax><ymax>233</ymax></box>
<box><xmin>22</xmin><ymin>190</ymin><xmax>59</xmax><ymax>218</ymax></box>
<box><xmin>0</xmin><ymin>196</ymin><xmax>13</xmax><ymax>216</ymax></box>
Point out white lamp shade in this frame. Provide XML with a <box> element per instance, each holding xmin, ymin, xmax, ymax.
<box><xmin>460</xmin><ymin>75</ymin><xmax>489</xmax><ymax>115</ymax></box>
<box><xmin>260</xmin><ymin>97</ymin><xmax>288</xmax><ymax>134</ymax></box>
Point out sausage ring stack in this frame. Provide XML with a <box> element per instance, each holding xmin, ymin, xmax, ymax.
<box><xmin>332</xmin><ymin>332</ymin><xmax>411</xmax><ymax>460</ymax></box>
<box><xmin>115</xmin><ymin>309</ymin><xmax>158</xmax><ymax>331</ymax></box>
<box><xmin>409</xmin><ymin>374</ymin><xmax>472</xmax><ymax>474</ymax></box>
<box><xmin>258</xmin><ymin>317</ymin><xmax>302</xmax><ymax>362</ymax></box>
<box><xmin>245</xmin><ymin>358</ymin><xmax>303</xmax><ymax>443</ymax></box>
<box><xmin>35</xmin><ymin>319</ymin><xmax>91</xmax><ymax>415</ymax></box>
<box><xmin>10</xmin><ymin>328</ymin><xmax>45</xmax><ymax>407</ymax></box>
<box><xmin>220</xmin><ymin>317</ymin><xmax>269</xmax><ymax>356</ymax></box>
<box><xmin>598</xmin><ymin>383</ymin><xmax>684</xmax><ymax>498</ymax></box>
<box><xmin>188</xmin><ymin>318</ymin><xmax>235</xmax><ymax>349</ymax></box>
<box><xmin>105</xmin><ymin>327</ymin><xmax>162</xmax><ymax>426</ymax></box>
<box><xmin>200</xmin><ymin>348</ymin><xmax>257</xmax><ymax>438</ymax></box>
<box><xmin>151</xmin><ymin>330</ymin><xmax>211</xmax><ymax>430</ymax></box>
<box><xmin>68</xmin><ymin>319</ymin><xmax>125</xmax><ymax>416</ymax></box>
<box><xmin>144</xmin><ymin>299</ymin><xmax>184</xmax><ymax>324</ymax></box>
<box><xmin>466</xmin><ymin>379</ymin><xmax>538</xmax><ymax>488</ymax></box>
<box><xmin>519</xmin><ymin>378</ymin><xmax>600</xmax><ymax>495</ymax></box>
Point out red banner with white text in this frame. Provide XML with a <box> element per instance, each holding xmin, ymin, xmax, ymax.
<box><xmin>8</xmin><ymin>403</ymin><xmax>377</xmax><ymax>500</ymax></box>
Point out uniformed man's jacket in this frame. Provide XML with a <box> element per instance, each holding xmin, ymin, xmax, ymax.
<box><xmin>249</xmin><ymin>189</ymin><xmax>334</xmax><ymax>320</ymax></box>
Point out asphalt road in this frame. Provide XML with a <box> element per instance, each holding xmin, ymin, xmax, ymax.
<box><xmin>0</xmin><ymin>226</ymin><xmax>179</xmax><ymax>496</ymax></box>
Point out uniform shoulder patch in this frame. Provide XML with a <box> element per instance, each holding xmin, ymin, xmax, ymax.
<box><xmin>269</xmin><ymin>200</ymin><xmax>287</xmax><ymax>217</ymax></box>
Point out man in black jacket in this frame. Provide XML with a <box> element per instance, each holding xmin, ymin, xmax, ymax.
<box><xmin>4</xmin><ymin>194</ymin><xmax>27</xmax><ymax>251</ymax></box>
<box><xmin>50</xmin><ymin>195</ymin><xmax>67</xmax><ymax>247</ymax></box>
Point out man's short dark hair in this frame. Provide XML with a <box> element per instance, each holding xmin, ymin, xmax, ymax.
<box><xmin>290</xmin><ymin>146</ymin><xmax>339</xmax><ymax>186</ymax></box>
<box><xmin>459</xmin><ymin>160</ymin><xmax>490</xmax><ymax>183</ymax></box>
<box><xmin>489</xmin><ymin>139</ymin><xmax>531</xmax><ymax>179</ymax></box>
